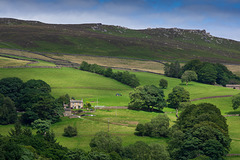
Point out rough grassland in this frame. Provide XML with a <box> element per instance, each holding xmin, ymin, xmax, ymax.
<box><xmin>49</xmin><ymin>54</ymin><xmax>166</xmax><ymax>74</ymax></box>
<box><xmin>0</xmin><ymin>56</ymin><xmax>30</xmax><ymax>66</ymax></box>
<box><xmin>0</xmin><ymin>48</ymin><xmax>54</xmax><ymax>61</ymax></box>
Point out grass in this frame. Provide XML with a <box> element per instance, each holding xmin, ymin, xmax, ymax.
<box><xmin>226</xmin><ymin>116</ymin><xmax>240</xmax><ymax>154</ymax></box>
<box><xmin>0</xmin><ymin>67</ymin><xmax>239</xmax><ymax>106</ymax></box>
<box><xmin>49</xmin><ymin>54</ymin><xmax>166</xmax><ymax>74</ymax></box>
<box><xmin>0</xmin><ymin>67</ymin><xmax>132</xmax><ymax>106</ymax></box>
<box><xmin>0</xmin><ymin>67</ymin><xmax>240</xmax><ymax>156</ymax></box>
<box><xmin>0</xmin><ymin>56</ymin><xmax>30</xmax><ymax>67</ymax></box>
<box><xmin>44</xmin><ymin>115</ymin><xmax>169</xmax><ymax>151</ymax></box>
<box><xmin>27</xmin><ymin>60</ymin><xmax>56</xmax><ymax>66</ymax></box>
<box><xmin>0</xmin><ymin>48</ymin><xmax>54</xmax><ymax>61</ymax></box>
<box><xmin>191</xmin><ymin>97</ymin><xmax>240</xmax><ymax>115</ymax></box>
<box><xmin>1</xmin><ymin>20</ymin><xmax>240</xmax><ymax>64</ymax></box>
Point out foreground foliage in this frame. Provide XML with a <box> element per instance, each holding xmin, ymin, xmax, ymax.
<box><xmin>0</xmin><ymin>77</ymin><xmax>64</xmax><ymax>125</ymax></box>
<box><xmin>0</xmin><ymin>94</ymin><xmax>17</xmax><ymax>125</ymax></box>
<box><xmin>168</xmin><ymin>103</ymin><xmax>231</xmax><ymax>160</ymax></box>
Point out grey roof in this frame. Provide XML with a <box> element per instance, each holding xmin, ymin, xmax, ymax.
<box><xmin>70</xmin><ymin>100</ymin><xmax>83</xmax><ymax>103</ymax></box>
<box><xmin>64</xmin><ymin>108</ymin><xmax>71</xmax><ymax>111</ymax></box>
<box><xmin>226</xmin><ymin>84</ymin><xmax>240</xmax><ymax>86</ymax></box>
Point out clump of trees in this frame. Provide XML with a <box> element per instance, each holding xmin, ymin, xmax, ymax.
<box><xmin>80</xmin><ymin>61</ymin><xmax>140</xmax><ymax>88</ymax></box>
<box><xmin>135</xmin><ymin>114</ymin><xmax>170</xmax><ymax>137</ymax></box>
<box><xmin>164</xmin><ymin>59</ymin><xmax>240</xmax><ymax>86</ymax></box>
<box><xmin>164</xmin><ymin>61</ymin><xmax>181</xmax><ymax>78</ymax></box>
<box><xmin>0</xmin><ymin>77</ymin><xmax>65</xmax><ymax>125</ymax></box>
<box><xmin>128</xmin><ymin>85</ymin><xmax>166</xmax><ymax>111</ymax></box>
<box><xmin>168</xmin><ymin>103</ymin><xmax>231</xmax><ymax>160</ymax></box>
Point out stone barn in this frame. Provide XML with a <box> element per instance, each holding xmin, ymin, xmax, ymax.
<box><xmin>63</xmin><ymin>108</ymin><xmax>72</xmax><ymax>116</ymax></box>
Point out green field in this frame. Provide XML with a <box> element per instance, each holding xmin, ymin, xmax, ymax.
<box><xmin>0</xmin><ymin>67</ymin><xmax>239</xmax><ymax>106</ymax></box>
<box><xmin>0</xmin><ymin>66</ymin><xmax>240</xmax><ymax>158</ymax></box>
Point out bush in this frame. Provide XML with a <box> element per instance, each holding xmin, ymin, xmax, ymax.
<box><xmin>159</xmin><ymin>79</ymin><xmax>168</xmax><ymax>89</ymax></box>
<box><xmin>63</xmin><ymin>125</ymin><xmax>78</xmax><ymax>137</ymax></box>
<box><xmin>135</xmin><ymin>114</ymin><xmax>170</xmax><ymax>137</ymax></box>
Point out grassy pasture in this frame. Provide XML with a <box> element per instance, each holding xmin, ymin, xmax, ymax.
<box><xmin>191</xmin><ymin>97</ymin><xmax>240</xmax><ymax>115</ymax></box>
<box><xmin>0</xmin><ymin>67</ymin><xmax>239</xmax><ymax>106</ymax></box>
<box><xmin>51</xmin><ymin>113</ymin><xmax>169</xmax><ymax>151</ymax></box>
<box><xmin>0</xmin><ymin>67</ymin><xmax>240</xmax><ymax>156</ymax></box>
<box><xmin>0</xmin><ymin>67</ymin><xmax>132</xmax><ymax>106</ymax></box>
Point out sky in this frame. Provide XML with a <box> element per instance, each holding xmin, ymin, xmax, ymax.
<box><xmin>1</xmin><ymin>0</ymin><xmax>240</xmax><ymax>41</ymax></box>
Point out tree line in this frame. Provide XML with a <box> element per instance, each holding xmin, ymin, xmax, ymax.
<box><xmin>80</xmin><ymin>61</ymin><xmax>140</xmax><ymax>88</ymax></box>
<box><xmin>164</xmin><ymin>59</ymin><xmax>240</xmax><ymax>86</ymax></box>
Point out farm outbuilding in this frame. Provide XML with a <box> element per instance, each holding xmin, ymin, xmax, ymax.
<box><xmin>226</xmin><ymin>84</ymin><xmax>240</xmax><ymax>90</ymax></box>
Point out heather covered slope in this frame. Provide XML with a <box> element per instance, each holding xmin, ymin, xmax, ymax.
<box><xmin>1</xmin><ymin>18</ymin><xmax>240</xmax><ymax>63</ymax></box>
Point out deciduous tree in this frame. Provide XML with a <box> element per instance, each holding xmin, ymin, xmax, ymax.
<box><xmin>159</xmin><ymin>79</ymin><xmax>168</xmax><ymax>89</ymax></box>
<box><xmin>90</xmin><ymin>131</ymin><xmax>122</xmax><ymax>154</ymax></box>
<box><xmin>0</xmin><ymin>94</ymin><xmax>17</xmax><ymax>125</ymax></box>
<box><xmin>167</xmin><ymin>86</ymin><xmax>190</xmax><ymax>117</ymax></box>
<box><xmin>181</xmin><ymin>70</ymin><xmax>198</xmax><ymax>85</ymax></box>
<box><xmin>31</xmin><ymin>119</ymin><xmax>51</xmax><ymax>135</ymax></box>
<box><xmin>232</xmin><ymin>93</ymin><xmax>240</xmax><ymax>110</ymax></box>
<box><xmin>128</xmin><ymin>85</ymin><xmax>166</xmax><ymax>111</ymax></box>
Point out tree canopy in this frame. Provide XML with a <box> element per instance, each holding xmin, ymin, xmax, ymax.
<box><xmin>80</xmin><ymin>61</ymin><xmax>140</xmax><ymax>88</ymax></box>
<box><xmin>167</xmin><ymin>86</ymin><xmax>190</xmax><ymax>110</ymax></box>
<box><xmin>181</xmin><ymin>70</ymin><xmax>198</xmax><ymax>85</ymax></box>
<box><xmin>0</xmin><ymin>77</ymin><xmax>23</xmax><ymax>102</ymax></box>
<box><xmin>0</xmin><ymin>94</ymin><xmax>17</xmax><ymax>125</ymax></box>
<box><xmin>89</xmin><ymin>131</ymin><xmax>122</xmax><ymax>154</ymax></box>
<box><xmin>128</xmin><ymin>85</ymin><xmax>166</xmax><ymax>111</ymax></box>
<box><xmin>159</xmin><ymin>79</ymin><xmax>168</xmax><ymax>89</ymax></box>
<box><xmin>168</xmin><ymin>103</ymin><xmax>231</xmax><ymax>160</ymax></box>
<box><xmin>135</xmin><ymin>114</ymin><xmax>170</xmax><ymax>137</ymax></box>
<box><xmin>232</xmin><ymin>93</ymin><xmax>240</xmax><ymax>110</ymax></box>
<box><xmin>164</xmin><ymin>61</ymin><xmax>181</xmax><ymax>78</ymax></box>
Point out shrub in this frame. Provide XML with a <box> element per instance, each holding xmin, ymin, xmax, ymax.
<box><xmin>159</xmin><ymin>79</ymin><xmax>168</xmax><ymax>89</ymax></box>
<box><xmin>63</xmin><ymin>125</ymin><xmax>78</xmax><ymax>137</ymax></box>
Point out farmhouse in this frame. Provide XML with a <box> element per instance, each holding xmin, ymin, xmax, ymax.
<box><xmin>70</xmin><ymin>99</ymin><xmax>83</xmax><ymax>109</ymax></box>
<box><xmin>226</xmin><ymin>84</ymin><xmax>240</xmax><ymax>90</ymax></box>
